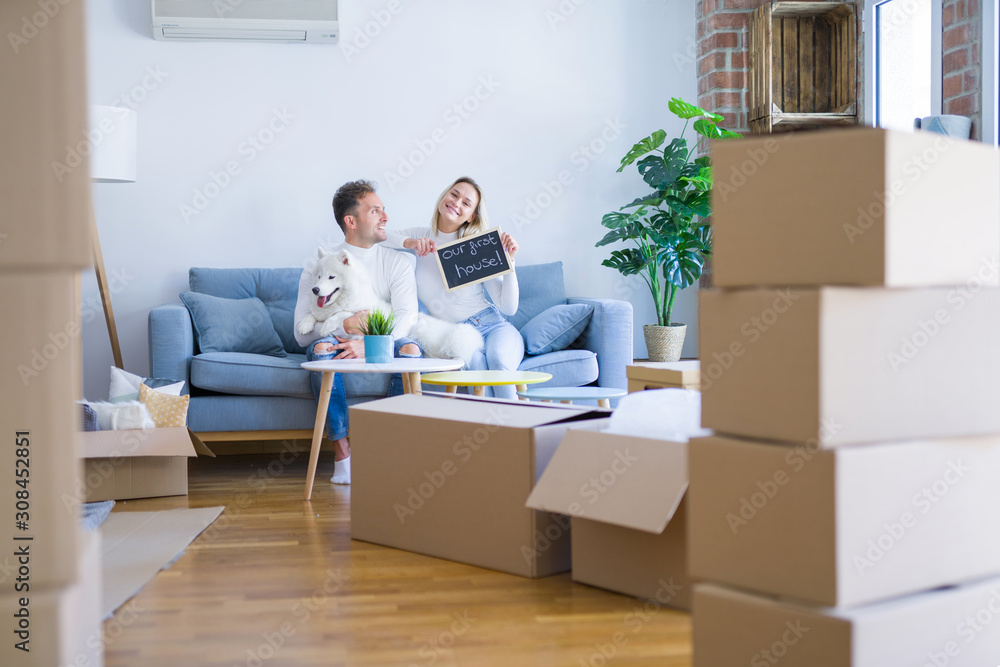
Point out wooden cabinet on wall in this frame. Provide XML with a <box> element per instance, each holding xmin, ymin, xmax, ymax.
<box><xmin>749</xmin><ymin>1</ymin><xmax>859</xmax><ymax>134</ymax></box>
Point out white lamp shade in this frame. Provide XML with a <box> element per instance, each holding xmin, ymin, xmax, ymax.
<box><xmin>89</xmin><ymin>105</ymin><xmax>137</xmax><ymax>183</ymax></box>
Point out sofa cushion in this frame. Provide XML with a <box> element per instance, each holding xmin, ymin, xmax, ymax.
<box><xmin>518</xmin><ymin>349</ymin><xmax>599</xmax><ymax>387</ymax></box>
<box><xmin>506</xmin><ymin>261</ymin><xmax>567</xmax><ymax>330</ymax></box>
<box><xmin>180</xmin><ymin>291</ymin><xmax>287</xmax><ymax>357</ymax></box>
<box><xmin>187</xmin><ymin>395</ymin><xmax>317</xmax><ymax>432</ymax></box>
<box><xmin>190</xmin><ymin>352</ymin><xmax>312</xmax><ymax>399</ymax></box>
<box><xmin>520</xmin><ymin>303</ymin><xmax>595</xmax><ymax>355</ymax></box>
<box><xmin>189</xmin><ymin>267</ymin><xmax>306</xmax><ymax>354</ymax></box>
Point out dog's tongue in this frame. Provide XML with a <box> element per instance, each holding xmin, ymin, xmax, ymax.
<box><xmin>317</xmin><ymin>294</ymin><xmax>330</xmax><ymax>308</ymax></box>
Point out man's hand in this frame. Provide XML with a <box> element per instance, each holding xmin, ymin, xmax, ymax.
<box><xmin>404</xmin><ymin>237</ymin><xmax>437</xmax><ymax>256</ymax></box>
<box><xmin>332</xmin><ymin>336</ymin><xmax>366</xmax><ymax>359</ymax></box>
<box><xmin>342</xmin><ymin>310</ymin><xmax>369</xmax><ymax>335</ymax></box>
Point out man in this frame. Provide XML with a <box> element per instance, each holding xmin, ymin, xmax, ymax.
<box><xmin>294</xmin><ymin>180</ymin><xmax>421</xmax><ymax>485</ymax></box>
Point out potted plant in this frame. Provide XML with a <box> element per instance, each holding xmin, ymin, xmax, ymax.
<box><xmin>359</xmin><ymin>308</ymin><xmax>395</xmax><ymax>363</ymax></box>
<box><xmin>596</xmin><ymin>97</ymin><xmax>739</xmax><ymax>362</ymax></box>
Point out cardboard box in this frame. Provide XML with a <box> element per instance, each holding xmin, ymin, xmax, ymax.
<box><xmin>0</xmin><ymin>272</ymin><xmax>82</xmax><ymax>589</ymax></box>
<box><xmin>526</xmin><ymin>424</ymin><xmax>691</xmax><ymax>609</ymax></box>
<box><xmin>0</xmin><ymin>0</ymin><xmax>92</xmax><ymax>270</ymax></box>
<box><xmin>349</xmin><ymin>394</ymin><xmax>607</xmax><ymax>578</ymax></box>
<box><xmin>0</xmin><ymin>529</ymin><xmax>102</xmax><ymax>667</ymax></box>
<box><xmin>699</xmin><ymin>286</ymin><xmax>1000</xmax><ymax>447</ymax></box>
<box><xmin>627</xmin><ymin>360</ymin><xmax>700</xmax><ymax>392</ymax></box>
<box><xmin>693</xmin><ymin>579</ymin><xmax>1000</xmax><ymax>667</ymax></box>
<box><xmin>712</xmin><ymin>128</ymin><xmax>1000</xmax><ymax>288</ymax></box>
<box><xmin>688</xmin><ymin>434</ymin><xmax>1000</xmax><ymax>607</ymax></box>
<box><xmin>78</xmin><ymin>427</ymin><xmax>214</xmax><ymax>502</ymax></box>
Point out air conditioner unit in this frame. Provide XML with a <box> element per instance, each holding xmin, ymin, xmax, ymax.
<box><xmin>151</xmin><ymin>0</ymin><xmax>338</xmax><ymax>44</ymax></box>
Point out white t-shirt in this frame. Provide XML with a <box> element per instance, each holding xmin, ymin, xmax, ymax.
<box><xmin>383</xmin><ymin>227</ymin><xmax>519</xmax><ymax>322</ymax></box>
<box><xmin>293</xmin><ymin>242</ymin><xmax>418</xmax><ymax>348</ymax></box>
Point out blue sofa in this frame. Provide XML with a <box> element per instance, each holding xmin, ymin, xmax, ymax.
<box><xmin>148</xmin><ymin>261</ymin><xmax>632</xmax><ymax>439</ymax></box>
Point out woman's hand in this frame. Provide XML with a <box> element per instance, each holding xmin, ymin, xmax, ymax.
<box><xmin>500</xmin><ymin>232</ymin><xmax>519</xmax><ymax>259</ymax></box>
<box><xmin>403</xmin><ymin>237</ymin><xmax>437</xmax><ymax>256</ymax></box>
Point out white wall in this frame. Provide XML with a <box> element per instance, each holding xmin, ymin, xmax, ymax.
<box><xmin>82</xmin><ymin>0</ymin><xmax>698</xmax><ymax>398</ymax></box>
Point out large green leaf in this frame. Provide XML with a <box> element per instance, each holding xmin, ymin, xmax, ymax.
<box><xmin>617</xmin><ymin>130</ymin><xmax>667</xmax><ymax>172</ymax></box>
<box><xmin>694</xmin><ymin>224</ymin><xmax>714</xmax><ymax>253</ymax></box>
<box><xmin>680</xmin><ymin>166</ymin><xmax>712</xmax><ymax>192</ymax></box>
<box><xmin>622</xmin><ymin>193</ymin><xmax>664</xmax><ymax>209</ymax></box>
<box><xmin>602</xmin><ymin>248</ymin><xmax>652</xmax><ymax>276</ymax></box>
<box><xmin>661</xmin><ymin>237</ymin><xmax>706</xmax><ymax>288</ymax></box>
<box><xmin>668</xmin><ymin>98</ymin><xmax>723</xmax><ymax>122</ymax></box>
<box><xmin>637</xmin><ymin>155</ymin><xmax>675</xmax><ymax>191</ymax></box>
<box><xmin>600</xmin><ymin>210</ymin><xmax>635</xmax><ymax>230</ymax></box>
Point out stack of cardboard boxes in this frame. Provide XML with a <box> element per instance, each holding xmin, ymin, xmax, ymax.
<box><xmin>691</xmin><ymin>128</ymin><xmax>1000</xmax><ymax>665</ymax></box>
<box><xmin>0</xmin><ymin>2</ymin><xmax>103</xmax><ymax>665</ymax></box>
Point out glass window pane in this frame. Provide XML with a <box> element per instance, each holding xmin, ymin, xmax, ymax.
<box><xmin>877</xmin><ymin>0</ymin><xmax>933</xmax><ymax>131</ymax></box>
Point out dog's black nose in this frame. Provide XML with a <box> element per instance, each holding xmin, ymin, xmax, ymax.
<box><xmin>312</xmin><ymin>287</ymin><xmax>319</xmax><ymax>295</ymax></box>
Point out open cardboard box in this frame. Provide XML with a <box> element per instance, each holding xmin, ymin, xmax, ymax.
<box><xmin>77</xmin><ymin>427</ymin><xmax>214</xmax><ymax>502</ymax></box>
<box><xmin>527</xmin><ymin>422</ymin><xmax>691</xmax><ymax>610</ymax></box>
<box><xmin>349</xmin><ymin>393</ymin><xmax>608</xmax><ymax>578</ymax></box>
<box><xmin>688</xmin><ymin>433</ymin><xmax>1000</xmax><ymax>608</ymax></box>
<box><xmin>693</xmin><ymin>579</ymin><xmax>1000</xmax><ymax>667</ymax></box>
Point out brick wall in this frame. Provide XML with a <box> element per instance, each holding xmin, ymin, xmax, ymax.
<box><xmin>698</xmin><ymin>0</ymin><xmax>984</xmax><ymax>139</ymax></box>
<box><xmin>942</xmin><ymin>0</ymin><xmax>982</xmax><ymax>139</ymax></box>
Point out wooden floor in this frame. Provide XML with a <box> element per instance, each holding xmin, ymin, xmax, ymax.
<box><xmin>103</xmin><ymin>452</ymin><xmax>693</xmax><ymax>667</ymax></box>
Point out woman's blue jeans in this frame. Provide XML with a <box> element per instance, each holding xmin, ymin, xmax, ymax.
<box><xmin>306</xmin><ymin>336</ymin><xmax>422</xmax><ymax>440</ymax></box>
<box><xmin>463</xmin><ymin>305</ymin><xmax>525</xmax><ymax>399</ymax></box>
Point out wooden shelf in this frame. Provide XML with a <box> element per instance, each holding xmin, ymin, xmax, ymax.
<box><xmin>749</xmin><ymin>1</ymin><xmax>858</xmax><ymax>134</ymax></box>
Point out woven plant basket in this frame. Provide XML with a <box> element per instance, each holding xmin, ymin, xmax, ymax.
<box><xmin>643</xmin><ymin>324</ymin><xmax>687</xmax><ymax>362</ymax></box>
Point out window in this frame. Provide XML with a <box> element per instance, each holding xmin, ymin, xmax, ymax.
<box><xmin>864</xmin><ymin>0</ymin><xmax>942</xmax><ymax>130</ymax></box>
<box><xmin>984</xmin><ymin>0</ymin><xmax>999</xmax><ymax>144</ymax></box>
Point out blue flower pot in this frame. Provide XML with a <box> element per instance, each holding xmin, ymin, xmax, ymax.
<box><xmin>364</xmin><ymin>335</ymin><xmax>392</xmax><ymax>363</ymax></box>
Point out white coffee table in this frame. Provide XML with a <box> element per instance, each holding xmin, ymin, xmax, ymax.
<box><xmin>300</xmin><ymin>357</ymin><xmax>464</xmax><ymax>500</ymax></box>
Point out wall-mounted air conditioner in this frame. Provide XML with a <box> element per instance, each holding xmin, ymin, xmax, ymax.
<box><xmin>151</xmin><ymin>0</ymin><xmax>338</xmax><ymax>44</ymax></box>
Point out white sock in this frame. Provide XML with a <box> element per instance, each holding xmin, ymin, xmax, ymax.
<box><xmin>330</xmin><ymin>456</ymin><xmax>351</xmax><ymax>485</ymax></box>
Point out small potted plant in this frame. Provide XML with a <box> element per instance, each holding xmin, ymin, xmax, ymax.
<box><xmin>359</xmin><ymin>308</ymin><xmax>395</xmax><ymax>363</ymax></box>
<box><xmin>597</xmin><ymin>97</ymin><xmax>739</xmax><ymax>362</ymax></box>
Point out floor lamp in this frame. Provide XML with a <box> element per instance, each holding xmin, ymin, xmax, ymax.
<box><xmin>89</xmin><ymin>106</ymin><xmax>137</xmax><ymax>370</ymax></box>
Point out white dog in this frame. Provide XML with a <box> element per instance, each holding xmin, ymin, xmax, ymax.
<box><xmin>296</xmin><ymin>247</ymin><xmax>484</xmax><ymax>363</ymax></box>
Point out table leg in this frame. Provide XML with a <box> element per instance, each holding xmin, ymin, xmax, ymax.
<box><xmin>401</xmin><ymin>372</ymin><xmax>411</xmax><ymax>394</ymax></box>
<box><xmin>473</xmin><ymin>386</ymin><xmax>485</xmax><ymax>397</ymax></box>
<box><xmin>598</xmin><ymin>398</ymin><xmax>610</xmax><ymax>409</ymax></box>
<box><xmin>406</xmin><ymin>372</ymin><xmax>422</xmax><ymax>394</ymax></box>
<box><xmin>516</xmin><ymin>384</ymin><xmax>527</xmax><ymax>400</ymax></box>
<box><xmin>305</xmin><ymin>371</ymin><xmax>334</xmax><ymax>501</ymax></box>
<box><xmin>446</xmin><ymin>385</ymin><xmax>458</xmax><ymax>394</ymax></box>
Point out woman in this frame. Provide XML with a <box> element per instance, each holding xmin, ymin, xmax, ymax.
<box><xmin>383</xmin><ymin>176</ymin><xmax>523</xmax><ymax>398</ymax></box>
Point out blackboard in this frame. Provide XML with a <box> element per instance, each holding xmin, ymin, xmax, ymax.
<box><xmin>435</xmin><ymin>228</ymin><xmax>513</xmax><ymax>291</ymax></box>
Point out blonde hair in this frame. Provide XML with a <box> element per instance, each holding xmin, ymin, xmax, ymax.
<box><xmin>431</xmin><ymin>177</ymin><xmax>489</xmax><ymax>238</ymax></box>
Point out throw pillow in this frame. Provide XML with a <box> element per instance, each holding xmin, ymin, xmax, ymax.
<box><xmin>520</xmin><ymin>303</ymin><xmax>595</xmax><ymax>355</ymax></box>
<box><xmin>139</xmin><ymin>384</ymin><xmax>190</xmax><ymax>428</ymax></box>
<box><xmin>109</xmin><ymin>366</ymin><xmax>186</xmax><ymax>403</ymax></box>
<box><xmin>179</xmin><ymin>291</ymin><xmax>286</xmax><ymax>357</ymax></box>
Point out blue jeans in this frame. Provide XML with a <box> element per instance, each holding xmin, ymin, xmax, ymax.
<box><xmin>307</xmin><ymin>336</ymin><xmax>422</xmax><ymax>440</ymax></box>
<box><xmin>463</xmin><ymin>305</ymin><xmax>525</xmax><ymax>399</ymax></box>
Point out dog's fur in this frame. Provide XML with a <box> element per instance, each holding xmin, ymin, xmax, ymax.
<box><xmin>296</xmin><ymin>247</ymin><xmax>484</xmax><ymax>363</ymax></box>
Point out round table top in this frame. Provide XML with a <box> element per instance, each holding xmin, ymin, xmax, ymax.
<box><xmin>516</xmin><ymin>386</ymin><xmax>628</xmax><ymax>401</ymax></box>
<box><xmin>301</xmin><ymin>358</ymin><xmax>464</xmax><ymax>373</ymax></box>
<box><xmin>420</xmin><ymin>370</ymin><xmax>552</xmax><ymax>387</ymax></box>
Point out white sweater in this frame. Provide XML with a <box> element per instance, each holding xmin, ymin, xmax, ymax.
<box><xmin>293</xmin><ymin>242</ymin><xmax>418</xmax><ymax>347</ymax></box>
<box><xmin>383</xmin><ymin>227</ymin><xmax>519</xmax><ymax>322</ymax></box>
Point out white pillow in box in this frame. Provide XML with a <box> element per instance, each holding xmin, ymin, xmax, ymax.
<box><xmin>109</xmin><ymin>366</ymin><xmax>184</xmax><ymax>403</ymax></box>
<box><xmin>84</xmin><ymin>401</ymin><xmax>155</xmax><ymax>430</ymax></box>
<box><xmin>607</xmin><ymin>388</ymin><xmax>711</xmax><ymax>442</ymax></box>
